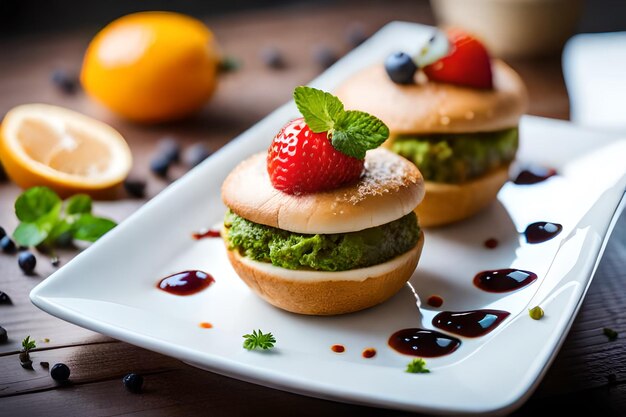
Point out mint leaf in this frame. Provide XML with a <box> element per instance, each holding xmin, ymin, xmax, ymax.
<box><xmin>13</xmin><ymin>223</ymin><xmax>47</xmax><ymax>247</ymax></box>
<box><xmin>293</xmin><ymin>86</ymin><xmax>344</xmax><ymax>133</ymax></box>
<box><xmin>332</xmin><ymin>110</ymin><xmax>389</xmax><ymax>159</ymax></box>
<box><xmin>65</xmin><ymin>194</ymin><xmax>92</xmax><ymax>215</ymax></box>
<box><xmin>15</xmin><ymin>186</ymin><xmax>61</xmax><ymax>222</ymax></box>
<box><xmin>72</xmin><ymin>214</ymin><xmax>116</xmax><ymax>242</ymax></box>
<box><xmin>47</xmin><ymin>219</ymin><xmax>73</xmax><ymax>245</ymax></box>
<box><xmin>13</xmin><ymin>202</ymin><xmax>62</xmax><ymax>246</ymax></box>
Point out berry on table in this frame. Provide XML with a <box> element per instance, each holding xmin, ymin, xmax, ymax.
<box><xmin>18</xmin><ymin>251</ymin><xmax>36</xmax><ymax>275</ymax></box>
<box><xmin>384</xmin><ymin>52</ymin><xmax>417</xmax><ymax>84</ymax></box>
<box><xmin>0</xmin><ymin>326</ymin><xmax>7</xmax><ymax>343</ymax></box>
<box><xmin>122</xmin><ymin>372</ymin><xmax>144</xmax><ymax>393</ymax></box>
<box><xmin>0</xmin><ymin>226</ymin><xmax>6</xmax><ymax>239</ymax></box>
<box><xmin>150</xmin><ymin>155</ymin><xmax>170</xmax><ymax>178</ymax></box>
<box><xmin>1</xmin><ymin>236</ymin><xmax>16</xmax><ymax>254</ymax></box>
<box><xmin>0</xmin><ymin>290</ymin><xmax>11</xmax><ymax>304</ymax></box>
<box><xmin>157</xmin><ymin>137</ymin><xmax>181</xmax><ymax>164</ymax></box>
<box><xmin>51</xmin><ymin>69</ymin><xmax>79</xmax><ymax>94</ymax></box>
<box><xmin>50</xmin><ymin>363</ymin><xmax>71</xmax><ymax>381</ymax></box>
<box><xmin>183</xmin><ymin>143</ymin><xmax>212</xmax><ymax>169</ymax></box>
<box><xmin>123</xmin><ymin>178</ymin><xmax>147</xmax><ymax>199</ymax></box>
<box><xmin>313</xmin><ymin>45</ymin><xmax>338</xmax><ymax>69</ymax></box>
<box><xmin>260</xmin><ymin>46</ymin><xmax>286</xmax><ymax>69</ymax></box>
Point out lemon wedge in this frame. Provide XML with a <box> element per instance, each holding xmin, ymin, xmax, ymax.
<box><xmin>0</xmin><ymin>104</ymin><xmax>132</xmax><ymax>199</ymax></box>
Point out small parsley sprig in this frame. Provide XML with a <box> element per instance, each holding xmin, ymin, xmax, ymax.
<box><xmin>243</xmin><ymin>329</ymin><xmax>276</xmax><ymax>351</ymax></box>
<box><xmin>293</xmin><ymin>86</ymin><xmax>389</xmax><ymax>159</ymax></box>
<box><xmin>22</xmin><ymin>335</ymin><xmax>36</xmax><ymax>351</ymax></box>
<box><xmin>405</xmin><ymin>358</ymin><xmax>430</xmax><ymax>374</ymax></box>
<box><xmin>12</xmin><ymin>186</ymin><xmax>116</xmax><ymax>249</ymax></box>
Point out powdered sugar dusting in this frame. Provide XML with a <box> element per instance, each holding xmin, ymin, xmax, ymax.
<box><xmin>338</xmin><ymin>149</ymin><xmax>419</xmax><ymax>205</ymax></box>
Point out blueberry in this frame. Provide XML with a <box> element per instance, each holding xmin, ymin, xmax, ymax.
<box><xmin>384</xmin><ymin>52</ymin><xmax>418</xmax><ymax>84</ymax></box>
<box><xmin>183</xmin><ymin>143</ymin><xmax>211</xmax><ymax>169</ymax></box>
<box><xmin>0</xmin><ymin>226</ymin><xmax>5</xmax><ymax>239</ymax></box>
<box><xmin>0</xmin><ymin>326</ymin><xmax>7</xmax><ymax>343</ymax></box>
<box><xmin>150</xmin><ymin>155</ymin><xmax>170</xmax><ymax>178</ymax></box>
<box><xmin>18</xmin><ymin>251</ymin><xmax>36</xmax><ymax>274</ymax></box>
<box><xmin>50</xmin><ymin>363</ymin><xmax>71</xmax><ymax>381</ymax></box>
<box><xmin>51</xmin><ymin>69</ymin><xmax>78</xmax><ymax>94</ymax></box>
<box><xmin>157</xmin><ymin>137</ymin><xmax>181</xmax><ymax>164</ymax></box>
<box><xmin>0</xmin><ymin>236</ymin><xmax>16</xmax><ymax>254</ymax></box>
<box><xmin>260</xmin><ymin>47</ymin><xmax>286</xmax><ymax>69</ymax></box>
<box><xmin>346</xmin><ymin>23</ymin><xmax>368</xmax><ymax>48</ymax></box>
<box><xmin>313</xmin><ymin>45</ymin><xmax>338</xmax><ymax>69</ymax></box>
<box><xmin>0</xmin><ymin>291</ymin><xmax>11</xmax><ymax>304</ymax></box>
<box><xmin>123</xmin><ymin>178</ymin><xmax>147</xmax><ymax>199</ymax></box>
<box><xmin>122</xmin><ymin>372</ymin><xmax>144</xmax><ymax>393</ymax></box>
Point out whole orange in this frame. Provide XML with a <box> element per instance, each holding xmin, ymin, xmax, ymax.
<box><xmin>81</xmin><ymin>12</ymin><xmax>220</xmax><ymax>123</ymax></box>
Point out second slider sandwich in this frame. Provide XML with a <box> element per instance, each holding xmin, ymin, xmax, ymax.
<box><xmin>222</xmin><ymin>87</ymin><xmax>425</xmax><ymax>315</ymax></box>
<box><xmin>336</xmin><ymin>29</ymin><xmax>528</xmax><ymax>227</ymax></box>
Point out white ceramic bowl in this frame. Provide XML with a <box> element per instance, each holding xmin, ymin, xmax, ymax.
<box><xmin>430</xmin><ymin>0</ymin><xmax>583</xmax><ymax>57</ymax></box>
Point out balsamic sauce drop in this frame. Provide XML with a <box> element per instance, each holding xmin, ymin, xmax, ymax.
<box><xmin>388</xmin><ymin>328</ymin><xmax>461</xmax><ymax>357</ymax></box>
<box><xmin>513</xmin><ymin>166</ymin><xmax>557</xmax><ymax>185</ymax></box>
<box><xmin>192</xmin><ymin>229</ymin><xmax>221</xmax><ymax>240</ymax></box>
<box><xmin>362</xmin><ymin>348</ymin><xmax>377</xmax><ymax>358</ymax></box>
<box><xmin>157</xmin><ymin>270</ymin><xmax>215</xmax><ymax>296</ymax></box>
<box><xmin>473</xmin><ymin>268</ymin><xmax>538</xmax><ymax>293</ymax></box>
<box><xmin>331</xmin><ymin>344</ymin><xmax>345</xmax><ymax>353</ymax></box>
<box><xmin>524</xmin><ymin>222</ymin><xmax>563</xmax><ymax>244</ymax></box>
<box><xmin>432</xmin><ymin>309</ymin><xmax>510</xmax><ymax>337</ymax></box>
<box><xmin>427</xmin><ymin>295</ymin><xmax>444</xmax><ymax>308</ymax></box>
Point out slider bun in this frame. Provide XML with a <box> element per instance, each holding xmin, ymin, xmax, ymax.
<box><xmin>225</xmin><ymin>231</ymin><xmax>424</xmax><ymax>315</ymax></box>
<box><xmin>221</xmin><ymin>148</ymin><xmax>425</xmax><ymax>234</ymax></box>
<box><xmin>334</xmin><ymin>60</ymin><xmax>527</xmax><ymax>135</ymax></box>
<box><xmin>417</xmin><ymin>165</ymin><xmax>510</xmax><ymax>227</ymax></box>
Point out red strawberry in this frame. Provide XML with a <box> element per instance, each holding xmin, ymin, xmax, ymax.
<box><xmin>267</xmin><ymin>117</ymin><xmax>363</xmax><ymax>194</ymax></box>
<box><xmin>423</xmin><ymin>29</ymin><xmax>493</xmax><ymax>89</ymax></box>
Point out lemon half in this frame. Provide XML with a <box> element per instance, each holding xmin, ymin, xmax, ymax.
<box><xmin>0</xmin><ymin>104</ymin><xmax>132</xmax><ymax>199</ymax></box>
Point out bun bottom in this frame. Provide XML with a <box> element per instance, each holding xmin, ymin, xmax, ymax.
<box><xmin>225</xmin><ymin>232</ymin><xmax>424</xmax><ymax>315</ymax></box>
<box><xmin>416</xmin><ymin>165</ymin><xmax>510</xmax><ymax>227</ymax></box>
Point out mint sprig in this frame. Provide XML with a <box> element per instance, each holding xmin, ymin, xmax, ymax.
<box><xmin>13</xmin><ymin>186</ymin><xmax>116</xmax><ymax>248</ymax></box>
<box><xmin>293</xmin><ymin>86</ymin><xmax>389</xmax><ymax>159</ymax></box>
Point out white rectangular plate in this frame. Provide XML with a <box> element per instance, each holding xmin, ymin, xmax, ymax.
<box><xmin>31</xmin><ymin>22</ymin><xmax>626</xmax><ymax>416</ymax></box>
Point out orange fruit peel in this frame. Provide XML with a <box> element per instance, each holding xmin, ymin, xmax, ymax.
<box><xmin>0</xmin><ymin>104</ymin><xmax>132</xmax><ymax>199</ymax></box>
<box><xmin>81</xmin><ymin>11</ymin><xmax>221</xmax><ymax>123</ymax></box>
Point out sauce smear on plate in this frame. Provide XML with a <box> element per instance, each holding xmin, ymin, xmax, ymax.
<box><xmin>473</xmin><ymin>268</ymin><xmax>537</xmax><ymax>293</ymax></box>
<box><xmin>432</xmin><ymin>309</ymin><xmax>510</xmax><ymax>337</ymax></box>
<box><xmin>157</xmin><ymin>270</ymin><xmax>215</xmax><ymax>296</ymax></box>
<box><xmin>388</xmin><ymin>328</ymin><xmax>461</xmax><ymax>357</ymax></box>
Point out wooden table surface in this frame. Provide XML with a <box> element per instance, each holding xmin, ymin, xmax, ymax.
<box><xmin>1</xmin><ymin>1</ymin><xmax>624</xmax><ymax>416</ymax></box>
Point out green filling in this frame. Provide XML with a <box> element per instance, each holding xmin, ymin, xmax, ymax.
<box><xmin>224</xmin><ymin>211</ymin><xmax>420</xmax><ymax>272</ymax></box>
<box><xmin>390</xmin><ymin>128</ymin><xmax>519</xmax><ymax>183</ymax></box>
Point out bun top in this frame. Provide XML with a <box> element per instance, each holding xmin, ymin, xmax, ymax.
<box><xmin>334</xmin><ymin>60</ymin><xmax>528</xmax><ymax>135</ymax></box>
<box><xmin>222</xmin><ymin>148</ymin><xmax>424</xmax><ymax>234</ymax></box>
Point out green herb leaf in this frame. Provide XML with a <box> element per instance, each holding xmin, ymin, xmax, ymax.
<box><xmin>292</xmin><ymin>86</ymin><xmax>389</xmax><ymax>160</ymax></box>
<box><xmin>13</xmin><ymin>222</ymin><xmax>48</xmax><ymax>247</ymax></box>
<box><xmin>13</xmin><ymin>203</ymin><xmax>62</xmax><ymax>247</ymax></box>
<box><xmin>65</xmin><ymin>194</ymin><xmax>92</xmax><ymax>215</ymax></box>
<box><xmin>603</xmin><ymin>327</ymin><xmax>618</xmax><ymax>341</ymax></box>
<box><xmin>71</xmin><ymin>214</ymin><xmax>116</xmax><ymax>242</ymax></box>
<box><xmin>14</xmin><ymin>186</ymin><xmax>61</xmax><ymax>222</ymax></box>
<box><xmin>243</xmin><ymin>329</ymin><xmax>276</xmax><ymax>351</ymax></box>
<box><xmin>528</xmin><ymin>306</ymin><xmax>544</xmax><ymax>320</ymax></box>
<box><xmin>405</xmin><ymin>358</ymin><xmax>430</xmax><ymax>374</ymax></box>
<box><xmin>293</xmin><ymin>86</ymin><xmax>344</xmax><ymax>133</ymax></box>
<box><xmin>332</xmin><ymin>110</ymin><xmax>389</xmax><ymax>159</ymax></box>
<box><xmin>21</xmin><ymin>336</ymin><xmax>36</xmax><ymax>352</ymax></box>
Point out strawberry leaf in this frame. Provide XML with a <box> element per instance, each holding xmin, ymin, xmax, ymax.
<box><xmin>332</xmin><ymin>110</ymin><xmax>389</xmax><ymax>159</ymax></box>
<box><xmin>293</xmin><ymin>86</ymin><xmax>344</xmax><ymax>133</ymax></box>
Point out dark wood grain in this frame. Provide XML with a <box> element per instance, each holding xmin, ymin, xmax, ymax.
<box><xmin>0</xmin><ymin>1</ymin><xmax>624</xmax><ymax>416</ymax></box>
